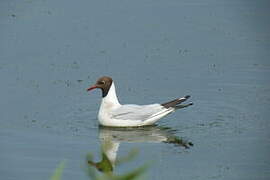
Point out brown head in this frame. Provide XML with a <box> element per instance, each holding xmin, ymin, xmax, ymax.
<box><xmin>87</xmin><ymin>76</ymin><xmax>113</xmax><ymax>97</ymax></box>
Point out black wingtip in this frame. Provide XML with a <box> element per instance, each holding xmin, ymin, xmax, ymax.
<box><xmin>162</xmin><ymin>95</ymin><xmax>192</xmax><ymax>109</ymax></box>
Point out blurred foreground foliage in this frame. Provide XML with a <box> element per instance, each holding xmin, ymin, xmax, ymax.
<box><xmin>50</xmin><ymin>160</ymin><xmax>66</xmax><ymax>180</ymax></box>
<box><xmin>50</xmin><ymin>149</ymin><xmax>149</xmax><ymax>180</ymax></box>
<box><xmin>86</xmin><ymin>149</ymin><xmax>149</xmax><ymax>180</ymax></box>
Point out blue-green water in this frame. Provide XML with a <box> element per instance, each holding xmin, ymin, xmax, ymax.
<box><xmin>1</xmin><ymin>0</ymin><xmax>270</xmax><ymax>179</ymax></box>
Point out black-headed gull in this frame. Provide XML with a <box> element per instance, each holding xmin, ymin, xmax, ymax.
<box><xmin>87</xmin><ymin>76</ymin><xmax>193</xmax><ymax>127</ymax></box>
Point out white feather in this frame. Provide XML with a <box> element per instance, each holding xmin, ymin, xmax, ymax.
<box><xmin>98</xmin><ymin>81</ymin><xmax>174</xmax><ymax>127</ymax></box>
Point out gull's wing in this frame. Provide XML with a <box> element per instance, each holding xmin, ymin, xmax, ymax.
<box><xmin>111</xmin><ymin>104</ymin><xmax>164</xmax><ymax>121</ymax></box>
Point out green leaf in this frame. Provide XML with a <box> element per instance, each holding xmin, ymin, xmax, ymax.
<box><xmin>50</xmin><ymin>160</ymin><xmax>66</xmax><ymax>180</ymax></box>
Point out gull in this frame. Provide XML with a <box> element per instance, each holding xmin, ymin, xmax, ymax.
<box><xmin>87</xmin><ymin>76</ymin><xmax>193</xmax><ymax>127</ymax></box>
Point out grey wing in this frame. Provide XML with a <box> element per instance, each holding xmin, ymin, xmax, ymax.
<box><xmin>111</xmin><ymin>104</ymin><xmax>164</xmax><ymax>121</ymax></box>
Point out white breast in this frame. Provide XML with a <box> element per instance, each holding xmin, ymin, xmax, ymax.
<box><xmin>98</xmin><ymin>82</ymin><xmax>121</xmax><ymax>126</ymax></box>
<box><xmin>97</xmin><ymin>81</ymin><xmax>174</xmax><ymax>127</ymax></box>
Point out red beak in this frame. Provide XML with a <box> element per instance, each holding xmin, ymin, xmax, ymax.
<box><xmin>87</xmin><ymin>85</ymin><xmax>98</xmax><ymax>91</ymax></box>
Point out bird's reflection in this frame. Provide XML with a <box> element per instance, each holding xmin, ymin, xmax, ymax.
<box><xmin>87</xmin><ymin>125</ymin><xmax>193</xmax><ymax>175</ymax></box>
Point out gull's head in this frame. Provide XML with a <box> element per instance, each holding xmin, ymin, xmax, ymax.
<box><xmin>87</xmin><ymin>76</ymin><xmax>113</xmax><ymax>97</ymax></box>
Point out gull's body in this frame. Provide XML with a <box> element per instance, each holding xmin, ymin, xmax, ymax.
<box><xmin>87</xmin><ymin>76</ymin><xmax>192</xmax><ymax>127</ymax></box>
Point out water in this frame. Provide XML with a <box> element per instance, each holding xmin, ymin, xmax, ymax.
<box><xmin>1</xmin><ymin>0</ymin><xmax>270</xmax><ymax>179</ymax></box>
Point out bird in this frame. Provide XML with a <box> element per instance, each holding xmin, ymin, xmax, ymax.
<box><xmin>87</xmin><ymin>76</ymin><xmax>193</xmax><ymax>127</ymax></box>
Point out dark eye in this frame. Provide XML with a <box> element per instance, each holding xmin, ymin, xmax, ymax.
<box><xmin>98</xmin><ymin>80</ymin><xmax>105</xmax><ymax>85</ymax></box>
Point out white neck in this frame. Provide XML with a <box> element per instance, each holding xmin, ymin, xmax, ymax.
<box><xmin>98</xmin><ymin>82</ymin><xmax>121</xmax><ymax>126</ymax></box>
<box><xmin>102</xmin><ymin>82</ymin><xmax>120</xmax><ymax>105</ymax></box>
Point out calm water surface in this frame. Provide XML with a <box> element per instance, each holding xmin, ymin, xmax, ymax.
<box><xmin>0</xmin><ymin>0</ymin><xmax>269</xmax><ymax>179</ymax></box>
